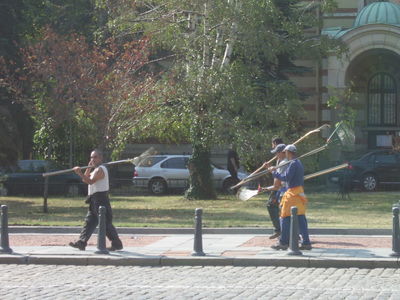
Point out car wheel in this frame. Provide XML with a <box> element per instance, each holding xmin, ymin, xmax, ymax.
<box><xmin>149</xmin><ymin>178</ymin><xmax>167</xmax><ymax>195</ymax></box>
<box><xmin>362</xmin><ymin>173</ymin><xmax>378</xmax><ymax>191</ymax></box>
<box><xmin>66</xmin><ymin>183</ymin><xmax>81</xmax><ymax>197</ymax></box>
<box><xmin>222</xmin><ymin>177</ymin><xmax>237</xmax><ymax>193</ymax></box>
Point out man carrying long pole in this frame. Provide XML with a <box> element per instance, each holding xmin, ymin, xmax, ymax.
<box><xmin>231</xmin><ymin>124</ymin><xmax>330</xmax><ymax>190</ymax></box>
<box><xmin>69</xmin><ymin>149</ymin><xmax>123</xmax><ymax>251</ymax></box>
<box><xmin>268</xmin><ymin>144</ymin><xmax>311</xmax><ymax>251</ymax></box>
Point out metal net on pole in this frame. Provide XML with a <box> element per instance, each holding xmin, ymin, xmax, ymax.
<box><xmin>326</xmin><ymin>121</ymin><xmax>355</xmax><ymax>152</ymax></box>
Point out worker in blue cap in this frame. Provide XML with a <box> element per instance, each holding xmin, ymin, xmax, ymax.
<box><xmin>268</xmin><ymin>144</ymin><xmax>312</xmax><ymax>250</ymax></box>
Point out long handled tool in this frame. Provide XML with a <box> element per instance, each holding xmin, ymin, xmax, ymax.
<box><xmin>42</xmin><ymin>147</ymin><xmax>157</xmax><ymax>177</ymax></box>
<box><xmin>231</xmin><ymin>121</ymin><xmax>354</xmax><ymax>190</ymax></box>
<box><xmin>231</xmin><ymin>144</ymin><xmax>328</xmax><ymax>189</ymax></box>
<box><xmin>237</xmin><ymin>163</ymin><xmax>349</xmax><ymax>201</ymax></box>
<box><xmin>233</xmin><ymin>124</ymin><xmax>330</xmax><ymax>189</ymax></box>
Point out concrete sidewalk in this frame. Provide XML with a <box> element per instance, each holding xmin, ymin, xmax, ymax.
<box><xmin>0</xmin><ymin>227</ymin><xmax>398</xmax><ymax>268</ymax></box>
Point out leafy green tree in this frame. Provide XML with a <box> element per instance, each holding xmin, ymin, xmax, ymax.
<box><xmin>108</xmin><ymin>0</ymin><xmax>340</xmax><ymax>199</ymax></box>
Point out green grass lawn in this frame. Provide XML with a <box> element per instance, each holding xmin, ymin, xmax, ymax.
<box><xmin>0</xmin><ymin>191</ymin><xmax>398</xmax><ymax>228</ymax></box>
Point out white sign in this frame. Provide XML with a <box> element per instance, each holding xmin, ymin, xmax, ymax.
<box><xmin>376</xmin><ymin>135</ymin><xmax>392</xmax><ymax>147</ymax></box>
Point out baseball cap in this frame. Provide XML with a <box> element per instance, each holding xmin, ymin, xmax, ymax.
<box><xmin>271</xmin><ymin>143</ymin><xmax>286</xmax><ymax>154</ymax></box>
<box><xmin>284</xmin><ymin>144</ymin><xmax>297</xmax><ymax>153</ymax></box>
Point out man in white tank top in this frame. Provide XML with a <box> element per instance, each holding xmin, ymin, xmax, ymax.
<box><xmin>262</xmin><ymin>140</ymin><xmax>288</xmax><ymax>240</ymax></box>
<box><xmin>69</xmin><ymin>149</ymin><xmax>123</xmax><ymax>251</ymax></box>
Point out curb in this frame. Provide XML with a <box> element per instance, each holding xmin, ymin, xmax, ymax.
<box><xmin>8</xmin><ymin>226</ymin><xmax>392</xmax><ymax>235</ymax></box>
<box><xmin>0</xmin><ymin>254</ymin><xmax>398</xmax><ymax>269</ymax></box>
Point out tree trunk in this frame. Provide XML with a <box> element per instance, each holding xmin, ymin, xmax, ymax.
<box><xmin>185</xmin><ymin>143</ymin><xmax>216</xmax><ymax>200</ymax></box>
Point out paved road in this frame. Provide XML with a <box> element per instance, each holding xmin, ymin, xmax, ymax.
<box><xmin>2</xmin><ymin>265</ymin><xmax>400</xmax><ymax>299</ymax></box>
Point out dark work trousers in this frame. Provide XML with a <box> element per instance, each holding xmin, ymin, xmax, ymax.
<box><xmin>267</xmin><ymin>191</ymin><xmax>281</xmax><ymax>233</ymax></box>
<box><xmin>78</xmin><ymin>191</ymin><xmax>123</xmax><ymax>248</ymax></box>
<box><xmin>228</xmin><ymin>169</ymin><xmax>240</xmax><ymax>183</ymax></box>
<box><xmin>279</xmin><ymin>215</ymin><xmax>311</xmax><ymax>246</ymax></box>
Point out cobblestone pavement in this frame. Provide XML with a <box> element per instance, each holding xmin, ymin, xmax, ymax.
<box><xmin>2</xmin><ymin>265</ymin><xmax>400</xmax><ymax>299</ymax></box>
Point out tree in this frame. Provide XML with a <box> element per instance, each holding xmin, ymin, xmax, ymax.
<box><xmin>0</xmin><ymin>0</ymin><xmax>33</xmax><ymax>165</ymax></box>
<box><xmin>20</xmin><ymin>0</ymin><xmax>97</xmax><ymax>39</ymax></box>
<box><xmin>0</xmin><ymin>0</ymin><xmax>99</xmax><ymax>165</ymax></box>
<box><xmin>0</xmin><ymin>105</ymin><xmax>21</xmax><ymax>166</ymax></box>
<box><xmin>0</xmin><ymin>27</ymin><xmax>159</xmax><ymax>166</ymax></box>
<box><xmin>105</xmin><ymin>0</ymin><xmax>339</xmax><ymax>199</ymax></box>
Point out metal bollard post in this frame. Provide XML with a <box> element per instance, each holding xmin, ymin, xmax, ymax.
<box><xmin>0</xmin><ymin>205</ymin><xmax>12</xmax><ymax>254</ymax></box>
<box><xmin>192</xmin><ymin>208</ymin><xmax>205</xmax><ymax>256</ymax></box>
<box><xmin>287</xmin><ymin>206</ymin><xmax>302</xmax><ymax>256</ymax></box>
<box><xmin>95</xmin><ymin>206</ymin><xmax>109</xmax><ymax>255</ymax></box>
<box><xmin>43</xmin><ymin>177</ymin><xmax>49</xmax><ymax>213</ymax></box>
<box><xmin>391</xmin><ymin>206</ymin><xmax>400</xmax><ymax>257</ymax></box>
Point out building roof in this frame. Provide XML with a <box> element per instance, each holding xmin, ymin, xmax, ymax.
<box><xmin>354</xmin><ymin>1</ymin><xmax>400</xmax><ymax>27</ymax></box>
<box><xmin>322</xmin><ymin>1</ymin><xmax>400</xmax><ymax>39</ymax></box>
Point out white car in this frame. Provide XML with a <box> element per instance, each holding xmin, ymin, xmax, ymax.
<box><xmin>133</xmin><ymin>155</ymin><xmax>247</xmax><ymax>195</ymax></box>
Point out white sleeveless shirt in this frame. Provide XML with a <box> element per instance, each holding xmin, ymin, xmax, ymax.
<box><xmin>88</xmin><ymin>165</ymin><xmax>109</xmax><ymax>195</ymax></box>
<box><xmin>276</xmin><ymin>158</ymin><xmax>288</xmax><ymax>188</ymax></box>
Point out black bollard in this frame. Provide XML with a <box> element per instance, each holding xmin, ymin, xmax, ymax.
<box><xmin>287</xmin><ymin>206</ymin><xmax>302</xmax><ymax>256</ymax></box>
<box><xmin>0</xmin><ymin>205</ymin><xmax>12</xmax><ymax>254</ymax></box>
<box><xmin>391</xmin><ymin>206</ymin><xmax>400</xmax><ymax>257</ymax></box>
<box><xmin>95</xmin><ymin>206</ymin><xmax>109</xmax><ymax>255</ymax></box>
<box><xmin>192</xmin><ymin>208</ymin><xmax>205</xmax><ymax>256</ymax></box>
<box><xmin>43</xmin><ymin>176</ymin><xmax>49</xmax><ymax>213</ymax></box>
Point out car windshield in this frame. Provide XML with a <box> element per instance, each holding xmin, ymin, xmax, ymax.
<box><xmin>15</xmin><ymin>160</ymin><xmax>62</xmax><ymax>173</ymax></box>
<box><xmin>160</xmin><ymin>157</ymin><xmax>189</xmax><ymax>169</ymax></box>
<box><xmin>374</xmin><ymin>154</ymin><xmax>397</xmax><ymax>164</ymax></box>
<box><xmin>212</xmin><ymin>163</ymin><xmax>224</xmax><ymax>169</ymax></box>
<box><xmin>358</xmin><ymin>151</ymin><xmax>396</xmax><ymax>162</ymax></box>
<box><xmin>18</xmin><ymin>160</ymin><xmax>47</xmax><ymax>172</ymax></box>
<box><xmin>138</xmin><ymin>156</ymin><xmax>167</xmax><ymax>167</ymax></box>
<box><xmin>358</xmin><ymin>152</ymin><xmax>381</xmax><ymax>162</ymax></box>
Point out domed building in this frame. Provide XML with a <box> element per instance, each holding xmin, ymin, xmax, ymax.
<box><xmin>317</xmin><ymin>0</ymin><xmax>400</xmax><ymax>150</ymax></box>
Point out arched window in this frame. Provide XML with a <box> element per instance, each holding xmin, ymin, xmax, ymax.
<box><xmin>368</xmin><ymin>73</ymin><xmax>397</xmax><ymax>126</ymax></box>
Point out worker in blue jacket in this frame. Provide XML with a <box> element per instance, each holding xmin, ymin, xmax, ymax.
<box><xmin>268</xmin><ymin>144</ymin><xmax>312</xmax><ymax>250</ymax></box>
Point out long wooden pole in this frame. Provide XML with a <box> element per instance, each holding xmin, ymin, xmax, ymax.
<box><xmin>304</xmin><ymin>163</ymin><xmax>348</xmax><ymax>180</ymax></box>
<box><xmin>236</xmin><ymin>124</ymin><xmax>330</xmax><ymax>186</ymax></box>
<box><xmin>42</xmin><ymin>147</ymin><xmax>156</xmax><ymax>177</ymax></box>
<box><xmin>42</xmin><ymin>158</ymin><xmax>135</xmax><ymax>177</ymax></box>
<box><xmin>238</xmin><ymin>163</ymin><xmax>349</xmax><ymax>201</ymax></box>
<box><xmin>231</xmin><ymin>144</ymin><xmax>328</xmax><ymax>189</ymax></box>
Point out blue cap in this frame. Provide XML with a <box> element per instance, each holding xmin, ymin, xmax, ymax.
<box><xmin>271</xmin><ymin>144</ymin><xmax>286</xmax><ymax>154</ymax></box>
<box><xmin>284</xmin><ymin>144</ymin><xmax>297</xmax><ymax>153</ymax></box>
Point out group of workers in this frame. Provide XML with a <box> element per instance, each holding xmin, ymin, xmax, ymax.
<box><xmin>263</xmin><ymin>138</ymin><xmax>311</xmax><ymax>250</ymax></box>
<box><xmin>69</xmin><ymin>139</ymin><xmax>311</xmax><ymax>252</ymax></box>
<box><xmin>228</xmin><ymin>138</ymin><xmax>312</xmax><ymax>250</ymax></box>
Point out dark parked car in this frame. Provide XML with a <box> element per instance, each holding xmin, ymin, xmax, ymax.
<box><xmin>107</xmin><ymin>163</ymin><xmax>136</xmax><ymax>188</ymax></box>
<box><xmin>330</xmin><ymin>150</ymin><xmax>400</xmax><ymax>191</ymax></box>
<box><xmin>0</xmin><ymin>160</ymin><xmax>86</xmax><ymax>196</ymax></box>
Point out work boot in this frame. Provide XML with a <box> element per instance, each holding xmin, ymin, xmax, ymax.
<box><xmin>107</xmin><ymin>240</ymin><xmax>123</xmax><ymax>251</ymax></box>
<box><xmin>271</xmin><ymin>243</ymin><xmax>288</xmax><ymax>250</ymax></box>
<box><xmin>69</xmin><ymin>240</ymin><xmax>86</xmax><ymax>251</ymax></box>
<box><xmin>269</xmin><ymin>232</ymin><xmax>281</xmax><ymax>240</ymax></box>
